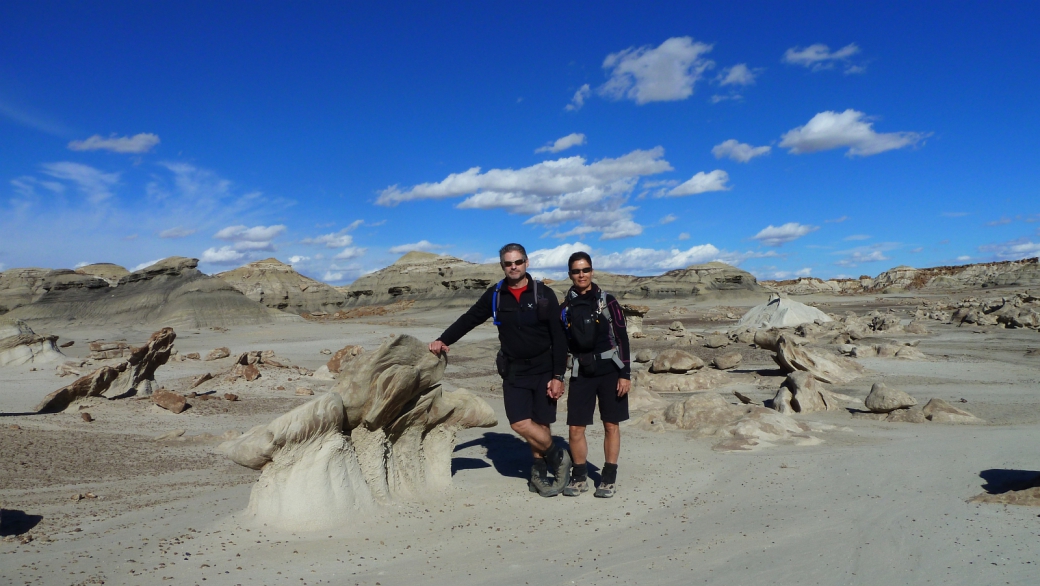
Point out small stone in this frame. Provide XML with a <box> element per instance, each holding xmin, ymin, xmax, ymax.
<box><xmin>205</xmin><ymin>347</ymin><xmax>230</xmax><ymax>361</ymax></box>
<box><xmin>153</xmin><ymin>389</ymin><xmax>189</xmax><ymax>414</ymax></box>
<box><xmin>224</xmin><ymin>393</ymin><xmax>239</xmax><ymax>402</ymax></box>
<box><xmin>295</xmin><ymin>387</ymin><xmax>314</xmax><ymax>396</ymax></box>
<box><xmin>703</xmin><ymin>334</ymin><xmax>730</xmax><ymax>349</ymax></box>
<box><xmin>276</xmin><ymin>385</ymin><xmax>286</xmax><ymax>390</ymax></box>
<box><xmin>81</xmin><ymin>412</ymin><xmax>93</xmax><ymax>422</ymax></box>
<box><xmin>634</xmin><ymin>350</ymin><xmax>655</xmax><ymax>363</ymax></box>
<box><xmin>60</xmin><ymin>340</ymin><xmax>75</xmax><ymax>348</ymax></box>
<box><xmin>9</xmin><ymin>424</ymin><xmax>21</xmax><ymax>430</ymax></box>
<box><xmin>668</xmin><ymin>321</ymin><xmax>685</xmax><ymax>332</ymax></box>
<box><xmin>71</xmin><ymin>493</ymin><xmax>82</xmax><ymax>501</ymax></box>
<box><xmin>184</xmin><ymin>352</ymin><xmax>201</xmax><ymax>360</ymax></box>
<box><xmin>190</xmin><ymin>372</ymin><xmax>213</xmax><ymax>389</ymax></box>
<box><xmin>649</xmin><ymin>349</ymin><xmax>704</xmax><ymax>373</ymax></box>
<box><xmin>85</xmin><ymin>492</ymin><xmax>97</xmax><ymax>499</ymax></box>
<box><xmin>320</xmin><ymin>348</ymin><xmax>332</xmax><ymax>355</ymax></box>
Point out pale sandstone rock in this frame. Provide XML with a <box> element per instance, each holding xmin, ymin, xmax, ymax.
<box><xmin>712</xmin><ymin>351</ymin><xmax>742</xmax><ymax>370</ymax></box>
<box><xmin>0</xmin><ymin>318</ymin><xmax>64</xmax><ymax>367</ymax></box>
<box><xmin>922</xmin><ymin>398</ymin><xmax>983</xmax><ymax>423</ymax></box>
<box><xmin>633</xmin><ymin>349</ymin><xmax>655</xmax><ymax>363</ymax></box>
<box><xmin>650</xmin><ymin>349</ymin><xmax>703</xmax><ymax>373</ymax></box>
<box><xmin>214</xmin><ymin>258</ymin><xmax>348</xmax><ymax>315</ymax></box>
<box><xmin>35</xmin><ymin>328</ymin><xmax>175</xmax><ymax>413</ymax></box>
<box><xmin>296</xmin><ymin>387</ymin><xmax>314</xmax><ymax>396</ymax></box>
<box><xmin>220</xmin><ymin>335</ymin><xmax>497</xmax><ymax>530</ymax></box>
<box><xmin>326</xmin><ymin>344</ymin><xmax>365</xmax><ymax>374</ymax></box>
<box><xmin>669</xmin><ymin>321</ymin><xmax>685</xmax><ymax>332</ymax></box>
<box><xmin>703</xmin><ymin>334</ymin><xmax>730</xmax><ymax>348</ymax></box>
<box><xmin>770</xmin><ymin>371</ymin><xmax>846</xmax><ymax>414</ymax></box>
<box><xmin>864</xmin><ymin>382</ymin><xmax>917</xmax><ymax>413</ymax></box>
<box><xmin>205</xmin><ymin>347</ymin><xmax>230</xmax><ymax>361</ymax></box>
<box><xmin>772</xmin><ymin>335</ymin><xmax>862</xmax><ymax>384</ymax></box>
<box><xmin>634</xmin><ymin>369</ymin><xmax>732</xmax><ymax>393</ymax></box>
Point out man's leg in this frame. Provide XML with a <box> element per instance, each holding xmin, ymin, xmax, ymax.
<box><xmin>510</xmin><ymin>419</ymin><xmax>553</xmax><ymax>454</ymax></box>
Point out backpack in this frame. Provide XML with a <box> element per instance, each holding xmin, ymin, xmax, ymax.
<box><xmin>562</xmin><ymin>292</ymin><xmax>603</xmax><ymax>352</ymax></box>
<box><xmin>491</xmin><ymin>278</ymin><xmax>547</xmax><ymax>326</ymax></box>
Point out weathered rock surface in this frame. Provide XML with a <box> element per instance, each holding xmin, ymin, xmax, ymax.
<box><xmin>215</xmin><ymin>258</ymin><xmax>348</xmax><ymax>315</ymax></box>
<box><xmin>74</xmin><ymin>263</ymin><xmax>129</xmax><ymax>286</ymax></box>
<box><xmin>737</xmin><ymin>293</ymin><xmax>833</xmax><ymax>329</ymax></box>
<box><xmin>0</xmin><ymin>318</ymin><xmax>64</xmax><ymax>367</ymax></box>
<box><xmin>772</xmin><ymin>335</ymin><xmax>863</xmax><ymax>384</ymax></box>
<box><xmin>3</xmin><ymin>257</ymin><xmax>299</xmax><ymax>328</ymax></box>
<box><xmin>712</xmin><ymin>351</ymin><xmax>742</xmax><ymax>370</ymax></box>
<box><xmin>35</xmin><ymin>328</ymin><xmax>176</xmax><ymax>413</ymax></box>
<box><xmin>220</xmin><ymin>335</ymin><xmax>497</xmax><ymax>530</ymax></box>
<box><xmin>649</xmin><ymin>349</ymin><xmax>703</xmax><ymax>373</ymax></box>
<box><xmin>633</xmin><ymin>349</ymin><xmax>655</xmax><ymax>363</ymax></box>
<box><xmin>771</xmin><ymin>371</ymin><xmax>846</xmax><ymax>414</ymax></box>
<box><xmin>864</xmin><ymin>382</ymin><xmax>918</xmax><ymax>413</ymax></box>
<box><xmin>633</xmin><ymin>369</ymin><xmax>732</xmax><ymax>393</ymax></box>
<box><xmin>153</xmin><ymin>389</ymin><xmax>189</xmax><ymax>414</ymax></box>
<box><xmin>703</xmin><ymin>334</ymin><xmax>730</xmax><ymax>348</ymax></box>
<box><xmin>922</xmin><ymin>398</ymin><xmax>983</xmax><ymax>423</ymax></box>
<box><xmin>205</xmin><ymin>347</ymin><xmax>230</xmax><ymax>361</ymax></box>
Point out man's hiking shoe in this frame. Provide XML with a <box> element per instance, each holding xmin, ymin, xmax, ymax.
<box><xmin>546</xmin><ymin>445</ymin><xmax>572</xmax><ymax>493</ymax></box>
<box><xmin>530</xmin><ymin>474</ymin><xmax>563</xmax><ymax>497</ymax></box>
<box><xmin>594</xmin><ymin>483</ymin><xmax>616</xmax><ymax>498</ymax></box>
<box><xmin>563</xmin><ymin>478</ymin><xmax>588</xmax><ymax>497</ymax></box>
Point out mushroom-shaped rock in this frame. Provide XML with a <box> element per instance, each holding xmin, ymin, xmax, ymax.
<box><xmin>712</xmin><ymin>351</ymin><xmax>742</xmax><ymax>370</ymax></box>
<box><xmin>864</xmin><ymin>382</ymin><xmax>917</xmax><ymax>413</ymax></box>
<box><xmin>220</xmin><ymin>334</ymin><xmax>496</xmax><ymax>530</ymax></box>
<box><xmin>772</xmin><ymin>335</ymin><xmax>862</xmax><ymax>384</ymax></box>
<box><xmin>35</xmin><ymin>328</ymin><xmax>175</xmax><ymax>413</ymax></box>
<box><xmin>770</xmin><ymin>371</ymin><xmax>846</xmax><ymax>414</ymax></box>
<box><xmin>922</xmin><ymin>398</ymin><xmax>983</xmax><ymax>423</ymax></box>
<box><xmin>650</xmin><ymin>349</ymin><xmax>703</xmax><ymax>373</ymax></box>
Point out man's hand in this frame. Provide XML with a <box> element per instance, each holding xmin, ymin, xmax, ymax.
<box><xmin>429</xmin><ymin>340</ymin><xmax>450</xmax><ymax>356</ymax></box>
<box><xmin>617</xmin><ymin>377</ymin><xmax>631</xmax><ymax>397</ymax></box>
<box><xmin>547</xmin><ymin>378</ymin><xmax>564</xmax><ymax>400</ymax></box>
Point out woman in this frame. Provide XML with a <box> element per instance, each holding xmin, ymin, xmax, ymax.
<box><xmin>559</xmin><ymin>251</ymin><xmax>630</xmax><ymax>498</ymax></box>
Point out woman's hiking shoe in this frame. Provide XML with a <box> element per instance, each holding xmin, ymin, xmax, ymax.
<box><xmin>594</xmin><ymin>483</ymin><xmax>616</xmax><ymax>498</ymax></box>
<box><xmin>563</xmin><ymin>478</ymin><xmax>589</xmax><ymax>497</ymax></box>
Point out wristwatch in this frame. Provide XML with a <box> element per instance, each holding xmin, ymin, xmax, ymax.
<box><xmin>553</xmin><ymin>374</ymin><xmax>565</xmax><ymax>382</ymax></box>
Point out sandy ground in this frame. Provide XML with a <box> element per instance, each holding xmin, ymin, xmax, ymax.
<box><xmin>2</xmin><ymin>295</ymin><xmax>1040</xmax><ymax>585</ymax></box>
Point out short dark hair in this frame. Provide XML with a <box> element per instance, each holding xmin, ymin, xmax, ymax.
<box><xmin>568</xmin><ymin>251</ymin><xmax>592</xmax><ymax>269</ymax></box>
<box><xmin>499</xmin><ymin>243</ymin><xmax>527</xmax><ymax>261</ymax></box>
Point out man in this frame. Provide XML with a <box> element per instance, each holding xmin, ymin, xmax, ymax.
<box><xmin>559</xmin><ymin>251</ymin><xmax>630</xmax><ymax>498</ymax></box>
<box><xmin>428</xmin><ymin>243</ymin><xmax>572</xmax><ymax>497</ymax></box>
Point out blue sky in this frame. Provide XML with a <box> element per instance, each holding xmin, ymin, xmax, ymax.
<box><xmin>2</xmin><ymin>1</ymin><xmax>1038</xmax><ymax>283</ymax></box>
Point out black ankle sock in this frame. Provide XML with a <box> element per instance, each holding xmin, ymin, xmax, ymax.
<box><xmin>533</xmin><ymin>459</ymin><xmax>548</xmax><ymax>478</ymax></box>
<box><xmin>544</xmin><ymin>442</ymin><xmax>561</xmax><ymax>465</ymax></box>
<box><xmin>602</xmin><ymin>463</ymin><xmax>618</xmax><ymax>484</ymax></box>
<box><xmin>572</xmin><ymin>463</ymin><xmax>588</xmax><ymax>482</ymax></box>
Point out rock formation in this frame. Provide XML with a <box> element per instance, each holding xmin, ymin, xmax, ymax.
<box><xmin>74</xmin><ymin>263</ymin><xmax>129</xmax><ymax>286</ymax></box>
<box><xmin>864</xmin><ymin>382</ymin><xmax>918</xmax><ymax>413</ymax></box>
<box><xmin>0</xmin><ymin>318</ymin><xmax>64</xmax><ymax>367</ymax></box>
<box><xmin>649</xmin><ymin>349</ymin><xmax>703</xmax><ymax>373</ymax></box>
<box><xmin>737</xmin><ymin>293</ymin><xmax>833</xmax><ymax>329</ymax></box>
<box><xmin>3</xmin><ymin>257</ymin><xmax>298</xmax><ymax>328</ymax></box>
<box><xmin>770</xmin><ymin>372</ymin><xmax>847</xmax><ymax>414</ymax></box>
<box><xmin>772</xmin><ymin>335</ymin><xmax>863</xmax><ymax>384</ymax></box>
<box><xmin>35</xmin><ymin>328</ymin><xmax>176</xmax><ymax>413</ymax></box>
<box><xmin>220</xmin><ymin>335</ymin><xmax>497</xmax><ymax>530</ymax></box>
<box><xmin>215</xmin><ymin>258</ymin><xmax>348</xmax><ymax>315</ymax></box>
<box><xmin>921</xmin><ymin>398</ymin><xmax>983</xmax><ymax>423</ymax></box>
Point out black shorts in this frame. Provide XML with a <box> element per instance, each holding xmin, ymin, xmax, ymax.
<box><xmin>503</xmin><ymin>372</ymin><xmax>558</xmax><ymax>425</ymax></box>
<box><xmin>566</xmin><ymin>371</ymin><xmax>629</xmax><ymax>426</ymax></box>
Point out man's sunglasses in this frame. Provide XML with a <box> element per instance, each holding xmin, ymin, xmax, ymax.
<box><xmin>568</xmin><ymin>267</ymin><xmax>593</xmax><ymax>275</ymax></box>
<box><xmin>500</xmin><ymin>259</ymin><xmax>526</xmax><ymax>268</ymax></box>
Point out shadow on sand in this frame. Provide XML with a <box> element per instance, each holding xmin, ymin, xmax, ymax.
<box><xmin>454</xmin><ymin>431</ymin><xmax>598</xmax><ymax>483</ymax></box>
<box><xmin>977</xmin><ymin>469</ymin><xmax>1040</xmax><ymax>494</ymax></box>
<box><xmin>0</xmin><ymin>509</ymin><xmax>43</xmax><ymax>536</ymax></box>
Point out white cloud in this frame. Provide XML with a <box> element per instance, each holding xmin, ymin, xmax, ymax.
<box><xmin>659</xmin><ymin>214</ymin><xmax>678</xmax><ymax>225</ymax></box>
<box><xmin>323</xmin><ymin>271</ymin><xmax>344</xmax><ymax>282</ymax></box>
<box><xmin>756</xmin><ymin>267</ymin><xmax>814</xmax><ymax>280</ymax></box>
<box><xmin>678</xmin><ymin>232</ymin><xmax>690</xmax><ymax>240</ymax></box>
<box><xmin>159</xmin><ymin>227</ymin><xmax>197</xmax><ymax>239</ymax></box>
<box><xmin>717</xmin><ymin>64</ymin><xmax>759</xmax><ymax>86</ymax></box>
<box><xmin>302</xmin><ymin>232</ymin><xmax>354</xmax><ymax>248</ymax></box>
<box><xmin>74</xmin><ymin>261</ymin><xmax>91</xmax><ymax>268</ymax></box>
<box><xmin>826</xmin><ymin>215</ymin><xmax>849</xmax><ymax>223</ymax></box>
<box><xmin>378</xmin><ymin>148</ymin><xmax>672</xmax><ymax>240</ymax></box>
<box><xmin>527</xmin><ymin>242</ymin><xmax>593</xmax><ymax>269</ymax></box>
<box><xmin>956</xmin><ymin>255</ymin><xmax>972</xmax><ymax>261</ymax></box>
<box><xmin>40</xmin><ymin>162</ymin><xmax>120</xmax><ymax>203</ymax></box>
<box><xmin>834</xmin><ymin>250</ymin><xmax>890</xmax><ymax>267</ymax></box>
<box><xmin>213</xmin><ymin>224</ymin><xmax>286</xmax><ymax>252</ymax></box>
<box><xmin>333</xmin><ymin>247</ymin><xmax>366</xmax><ymax>260</ymax></box>
<box><xmin>288</xmin><ymin>255</ymin><xmax>310</xmax><ymax>264</ymax></box>
<box><xmin>388</xmin><ymin>240</ymin><xmax>447</xmax><ymax>254</ymax></box>
<box><xmin>712</xmin><ymin>139</ymin><xmax>771</xmax><ymax>163</ymax></box>
<box><xmin>978</xmin><ymin>238</ymin><xmax>1040</xmax><ymax>260</ymax></box>
<box><xmin>565</xmin><ymin>84</ymin><xmax>591</xmax><ymax>111</ymax></box>
<box><xmin>67</xmin><ymin>133</ymin><xmax>160</xmax><ymax>154</ymax></box>
<box><xmin>151</xmin><ymin>162</ymin><xmax>233</xmax><ymax>203</ymax></box>
<box><xmin>200</xmin><ymin>246</ymin><xmax>245</xmax><ymax>264</ymax></box>
<box><xmin>843</xmin><ymin>234</ymin><xmax>871</xmax><ymax>241</ymax></box>
<box><xmin>752</xmin><ymin>222</ymin><xmax>819</xmax><ymax>246</ymax></box>
<box><xmin>711</xmin><ymin>94</ymin><xmax>741</xmax><ymax>104</ymax></box>
<box><xmin>664</xmin><ymin>170</ymin><xmax>730</xmax><ymax>197</ymax></box>
<box><xmin>599</xmin><ymin>37</ymin><xmax>714</xmax><ymax>104</ymax></box>
<box><xmin>780</xmin><ymin>110</ymin><xmax>928</xmax><ymax>157</ymax></box>
<box><xmin>536</xmin><ymin>133</ymin><xmax>587</xmax><ymax>154</ymax></box>
<box><xmin>527</xmin><ymin>241</ymin><xmax>777</xmax><ymax>274</ymax></box>
<box><xmin>131</xmin><ymin>259</ymin><xmax>163</xmax><ymax>271</ymax></box>
<box><xmin>783</xmin><ymin>43</ymin><xmax>861</xmax><ymax>73</ymax></box>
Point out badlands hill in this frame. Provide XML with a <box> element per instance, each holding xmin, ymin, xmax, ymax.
<box><xmin>762</xmin><ymin>257</ymin><xmax>1040</xmax><ymax>295</ymax></box>
<box><xmin>341</xmin><ymin>252</ymin><xmax>764</xmax><ymax>306</ymax></box>
<box><xmin>0</xmin><ymin>257</ymin><xmax>297</xmax><ymax>328</ymax></box>
<box><xmin>215</xmin><ymin>258</ymin><xmax>348</xmax><ymax>315</ymax></box>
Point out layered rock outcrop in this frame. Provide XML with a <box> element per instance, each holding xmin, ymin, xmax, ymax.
<box><xmin>0</xmin><ymin>318</ymin><xmax>64</xmax><ymax>367</ymax></box>
<box><xmin>215</xmin><ymin>258</ymin><xmax>348</xmax><ymax>315</ymax></box>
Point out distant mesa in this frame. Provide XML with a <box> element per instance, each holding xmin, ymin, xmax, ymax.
<box><xmin>214</xmin><ymin>257</ymin><xmax>347</xmax><ymax>315</ymax></box>
<box><xmin>74</xmin><ymin>263</ymin><xmax>129</xmax><ymax>286</ymax></box>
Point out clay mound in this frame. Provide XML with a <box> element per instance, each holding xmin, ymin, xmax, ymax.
<box><xmin>4</xmin><ymin>257</ymin><xmax>299</xmax><ymax>328</ymax></box>
<box><xmin>0</xmin><ymin>267</ymin><xmax>106</xmax><ymax>315</ymax></box>
<box><xmin>0</xmin><ymin>317</ymin><xmax>64</xmax><ymax>367</ymax></box>
<box><xmin>737</xmin><ymin>293</ymin><xmax>832</xmax><ymax>329</ymax></box>
<box><xmin>215</xmin><ymin>258</ymin><xmax>347</xmax><ymax>315</ymax></box>
<box><xmin>74</xmin><ymin>263</ymin><xmax>129</xmax><ymax>286</ymax></box>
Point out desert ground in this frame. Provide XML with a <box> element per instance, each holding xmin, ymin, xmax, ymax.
<box><xmin>2</xmin><ymin>294</ymin><xmax>1039</xmax><ymax>586</ymax></box>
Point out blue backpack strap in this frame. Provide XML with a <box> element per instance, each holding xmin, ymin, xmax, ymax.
<box><xmin>492</xmin><ymin>279</ymin><xmax>504</xmax><ymax>326</ymax></box>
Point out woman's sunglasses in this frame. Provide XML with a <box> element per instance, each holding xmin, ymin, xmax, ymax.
<box><xmin>500</xmin><ymin>259</ymin><xmax>526</xmax><ymax>268</ymax></box>
<box><xmin>568</xmin><ymin>267</ymin><xmax>593</xmax><ymax>275</ymax></box>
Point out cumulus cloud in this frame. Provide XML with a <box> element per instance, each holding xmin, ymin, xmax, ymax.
<box><xmin>678</xmin><ymin>232</ymin><xmax>690</xmax><ymax>240</ymax></box>
<box><xmin>712</xmin><ymin>139</ymin><xmax>771</xmax><ymax>163</ymax></box>
<box><xmin>659</xmin><ymin>214</ymin><xmax>678</xmax><ymax>225</ymax></box>
<box><xmin>288</xmin><ymin>255</ymin><xmax>310</xmax><ymax>264</ymax></box>
<box><xmin>599</xmin><ymin>37</ymin><xmax>714</xmax><ymax>104</ymax></box>
<box><xmin>978</xmin><ymin>238</ymin><xmax>1040</xmax><ymax>261</ymax></box>
<box><xmin>40</xmin><ymin>162</ymin><xmax>120</xmax><ymax>203</ymax></box>
<box><xmin>780</xmin><ymin>110</ymin><xmax>928</xmax><ymax>157</ymax></box>
<box><xmin>378</xmin><ymin>148</ymin><xmax>673</xmax><ymax>240</ymax></box>
<box><xmin>664</xmin><ymin>170</ymin><xmax>730</xmax><ymax>197</ymax></box>
<box><xmin>302</xmin><ymin>232</ymin><xmax>353</xmax><ymax>248</ymax></box>
<box><xmin>717</xmin><ymin>64</ymin><xmax>759</xmax><ymax>86</ymax></box>
<box><xmin>834</xmin><ymin>250</ymin><xmax>890</xmax><ymax>267</ymax></box>
<box><xmin>526</xmin><ymin>241</ymin><xmax>777</xmax><ymax>275</ymax></box>
<box><xmin>213</xmin><ymin>224</ymin><xmax>286</xmax><ymax>252</ymax></box>
<box><xmin>536</xmin><ymin>133</ymin><xmax>587</xmax><ymax>154</ymax></box>
<box><xmin>388</xmin><ymin>240</ymin><xmax>447</xmax><ymax>254</ymax></box>
<box><xmin>323</xmin><ymin>271</ymin><xmax>344</xmax><ymax>282</ymax></box>
<box><xmin>756</xmin><ymin>267</ymin><xmax>813</xmax><ymax>280</ymax></box>
<box><xmin>159</xmin><ymin>227</ymin><xmax>197</xmax><ymax>239</ymax></box>
<box><xmin>200</xmin><ymin>246</ymin><xmax>245</xmax><ymax>264</ymax></box>
<box><xmin>565</xmin><ymin>84</ymin><xmax>591</xmax><ymax>111</ymax></box>
<box><xmin>783</xmin><ymin>43</ymin><xmax>862</xmax><ymax>73</ymax></box>
<box><xmin>67</xmin><ymin>133</ymin><xmax>160</xmax><ymax>154</ymax></box>
<box><xmin>752</xmin><ymin>222</ymin><xmax>819</xmax><ymax>246</ymax></box>
<box><xmin>333</xmin><ymin>247</ymin><xmax>366</xmax><ymax>260</ymax></box>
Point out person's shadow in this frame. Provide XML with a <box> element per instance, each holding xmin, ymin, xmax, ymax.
<box><xmin>454</xmin><ymin>432</ymin><xmax>597</xmax><ymax>482</ymax></box>
<box><xmin>977</xmin><ymin>469</ymin><xmax>1040</xmax><ymax>494</ymax></box>
<box><xmin>0</xmin><ymin>509</ymin><xmax>42</xmax><ymax>536</ymax></box>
